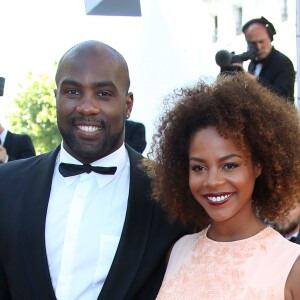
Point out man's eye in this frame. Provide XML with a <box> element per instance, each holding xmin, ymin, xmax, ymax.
<box><xmin>98</xmin><ymin>91</ymin><xmax>111</xmax><ymax>97</ymax></box>
<box><xmin>66</xmin><ymin>89</ymin><xmax>79</xmax><ymax>95</ymax></box>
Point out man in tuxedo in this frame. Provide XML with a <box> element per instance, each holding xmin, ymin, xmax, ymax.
<box><xmin>0</xmin><ymin>122</ymin><xmax>36</xmax><ymax>163</ymax></box>
<box><xmin>0</xmin><ymin>40</ymin><xmax>189</xmax><ymax>300</ymax></box>
<box><xmin>242</xmin><ymin>16</ymin><xmax>295</xmax><ymax>103</ymax></box>
<box><xmin>275</xmin><ymin>201</ymin><xmax>300</xmax><ymax>244</ymax></box>
<box><xmin>125</xmin><ymin>119</ymin><xmax>146</xmax><ymax>154</ymax></box>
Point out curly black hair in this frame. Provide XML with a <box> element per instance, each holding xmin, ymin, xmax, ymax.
<box><xmin>144</xmin><ymin>73</ymin><xmax>300</xmax><ymax>230</ymax></box>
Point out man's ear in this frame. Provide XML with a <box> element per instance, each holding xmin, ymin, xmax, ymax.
<box><xmin>125</xmin><ymin>92</ymin><xmax>133</xmax><ymax>118</ymax></box>
<box><xmin>54</xmin><ymin>89</ymin><xmax>57</xmax><ymax>97</ymax></box>
<box><xmin>127</xmin><ymin>92</ymin><xmax>133</xmax><ymax>103</ymax></box>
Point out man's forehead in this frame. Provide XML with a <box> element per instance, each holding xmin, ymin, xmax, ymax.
<box><xmin>246</xmin><ymin>23</ymin><xmax>268</xmax><ymax>34</ymax></box>
<box><xmin>56</xmin><ymin>42</ymin><xmax>129</xmax><ymax>91</ymax></box>
<box><xmin>57</xmin><ymin>54</ymin><xmax>119</xmax><ymax>82</ymax></box>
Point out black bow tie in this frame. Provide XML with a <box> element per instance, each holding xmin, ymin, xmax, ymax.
<box><xmin>59</xmin><ymin>163</ymin><xmax>117</xmax><ymax>177</ymax></box>
<box><xmin>252</xmin><ymin>58</ymin><xmax>266</xmax><ymax>65</ymax></box>
<box><xmin>289</xmin><ymin>236</ymin><xmax>297</xmax><ymax>243</ymax></box>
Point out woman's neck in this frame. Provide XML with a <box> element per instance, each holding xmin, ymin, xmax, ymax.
<box><xmin>207</xmin><ymin>215</ymin><xmax>267</xmax><ymax>242</ymax></box>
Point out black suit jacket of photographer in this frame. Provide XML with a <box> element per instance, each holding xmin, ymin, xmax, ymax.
<box><xmin>4</xmin><ymin>131</ymin><xmax>36</xmax><ymax>161</ymax></box>
<box><xmin>125</xmin><ymin>120</ymin><xmax>147</xmax><ymax>154</ymax></box>
<box><xmin>248</xmin><ymin>47</ymin><xmax>295</xmax><ymax>103</ymax></box>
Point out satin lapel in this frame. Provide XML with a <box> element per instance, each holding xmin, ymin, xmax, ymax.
<box><xmin>99</xmin><ymin>146</ymin><xmax>153</xmax><ymax>300</ymax></box>
<box><xmin>20</xmin><ymin>146</ymin><xmax>60</xmax><ymax>299</ymax></box>
<box><xmin>248</xmin><ymin>61</ymin><xmax>256</xmax><ymax>74</ymax></box>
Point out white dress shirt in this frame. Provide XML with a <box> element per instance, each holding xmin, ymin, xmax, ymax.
<box><xmin>0</xmin><ymin>128</ymin><xmax>8</xmax><ymax>145</ymax></box>
<box><xmin>0</xmin><ymin>128</ymin><xmax>9</xmax><ymax>162</ymax></box>
<box><xmin>45</xmin><ymin>143</ymin><xmax>129</xmax><ymax>300</ymax></box>
<box><xmin>254</xmin><ymin>63</ymin><xmax>263</xmax><ymax>77</ymax></box>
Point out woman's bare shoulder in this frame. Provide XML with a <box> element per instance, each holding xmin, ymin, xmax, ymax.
<box><xmin>285</xmin><ymin>254</ymin><xmax>300</xmax><ymax>300</ymax></box>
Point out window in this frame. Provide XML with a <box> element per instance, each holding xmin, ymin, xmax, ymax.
<box><xmin>281</xmin><ymin>0</ymin><xmax>288</xmax><ymax>21</ymax></box>
<box><xmin>234</xmin><ymin>6</ymin><xmax>243</xmax><ymax>35</ymax></box>
<box><xmin>213</xmin><ymin>15</ymin><xmax>218</xmax><ymax>42</ymax></box>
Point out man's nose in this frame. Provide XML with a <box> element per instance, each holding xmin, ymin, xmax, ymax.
<box><xmin>76</xmin><ymin>94</ymin><xmax>100</xmax><ymax>115</ymax></box>
<box><xmin>256</xmin><ymin>42</ymin><xmax>263</xmax><ymax>50</ymax></box>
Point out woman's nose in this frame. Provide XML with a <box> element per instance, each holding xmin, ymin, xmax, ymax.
<box><xmin>205</xmin><ymin>169</ymin><xmax>224</xmax><ymax>188</ymax></box>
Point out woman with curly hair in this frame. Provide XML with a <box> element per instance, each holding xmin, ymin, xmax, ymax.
<box><xmin>145</xmin><ymin>73</ymin><xmax>300</xmax><ymax>299</ymax></box>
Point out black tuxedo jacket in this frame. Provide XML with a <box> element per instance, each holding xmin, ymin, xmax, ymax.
<box><xmin>0</xmin><ymin>145</ymin><xmax>189</xmax><ymax>300</ymax></box>
<box><xmin>248</xmin><ymin>47</ymin><xmax>295</xmax><ymax>102</ymax></box>
<box><xmin>125</xmin><ymin>120</ymin><xmax>146</xmax><ymax>154</ymax></box>
<box><xmin>3</xmin><ymin>131</ymin><xmax>36</xmax><ymax>161</ymax></box>
<box><xmin>293</xmin><ymin>231</ymin><xmax>300</xmax><ymax>245</ymax></box>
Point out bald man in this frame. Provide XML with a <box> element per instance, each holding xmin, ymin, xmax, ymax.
<box><xmin>242</xmin><ymin>16</ymin><xmax>295</xmax><ymax>102</ymax></box>
<box><xmin>0</xmin><ymin>40</ymin><xmax>189</xmax><ymax>300</ymax></box>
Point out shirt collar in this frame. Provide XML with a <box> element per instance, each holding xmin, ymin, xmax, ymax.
<box><xmin>0</xmin><ymin>128</ymin><xmax>8</xmax><ymax>144</ymax></box>
<box><xmin>287</xmin><ymin>232</ymin><xmax>299</xmax><ymax>240</ymax></box>
<box><xmin>58</xmin><ymin>142</ymin><xmax>129</xmax><ymax>188</ymax></box>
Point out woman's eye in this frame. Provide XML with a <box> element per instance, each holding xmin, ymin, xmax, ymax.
<box><xmin>191</xmin><ymin>165</ymin><xmax>206</xmax><ymax>172</ymax></box>
<box><xmin>224</xmin><ymin>162</ymin><xmax>238</xmax><ymax>170</ymax></box>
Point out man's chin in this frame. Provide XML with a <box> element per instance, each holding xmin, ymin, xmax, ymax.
<box><xmin>74</xmin><ymin>149</ymin><xmax>105</xmax><ymax>163</ymax></box>
<box><xmin>257</xmin><ymin>54</ymin><xmax>266</xmax><ymax>60</ymax></box>
<box><xmin>257</xmin><ymin>50</ymin><xmax>271</xmax><ymax>60</ymax></box>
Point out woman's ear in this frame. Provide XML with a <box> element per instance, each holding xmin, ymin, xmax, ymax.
<box><xmin>255</xmin><ymin>162</ymin><xmax>262</xmax><ymax>178</ymax></box>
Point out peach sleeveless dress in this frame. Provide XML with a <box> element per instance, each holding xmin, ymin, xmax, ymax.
<box><xmin>156</xmin><ymin>226</ymin><xmax>300</xmax><ymax>300</ymax></box>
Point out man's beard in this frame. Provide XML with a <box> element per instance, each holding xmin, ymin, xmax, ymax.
<box><xmin>276</xmin><ymin>219</ymin><xmax>299</xmax><ymax>236</ymax></box>
<box><xmin>58</xmin><ymin>120</ymin><xmax>123</xmax><ymax>162</ymax></box>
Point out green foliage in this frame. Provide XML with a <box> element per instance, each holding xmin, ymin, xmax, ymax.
<box><xmin>10</xmin><ymin>70</ymin><xmax>61</xmax><ymax>155</ymax></box>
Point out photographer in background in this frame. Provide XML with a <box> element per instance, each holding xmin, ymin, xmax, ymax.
<box><xmin>242</xmin><ymin>16</ymin><xmax>295</xmax><ymax>103</ymax></box>
<box><xmin>0</xmin><ymin>77</ymin><xmax>36</xmax><ymax>163</ymax></box>
<box><xmin>0</xmin><ymin>122</ymin><xmax>36</xmax><ymax>163</ymax></box>
<box><xmin>275</xmin><ymin>201</ymin><xmax>300</xmax><ymax>245</ymax></box>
